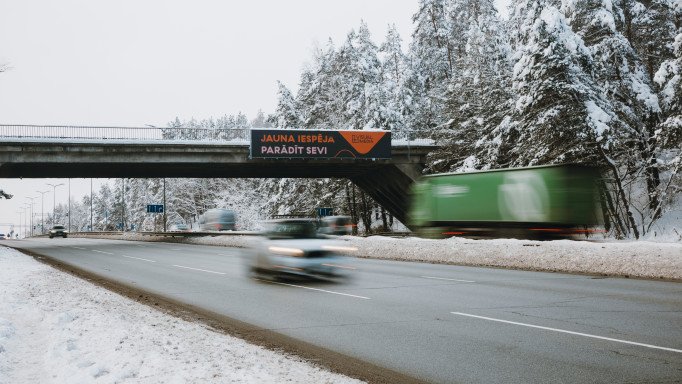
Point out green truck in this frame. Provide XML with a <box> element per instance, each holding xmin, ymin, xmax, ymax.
<box><xmin>408</xmin><ymin>164</ymin><xmax>603</xmax><ymax>239</ymax></box>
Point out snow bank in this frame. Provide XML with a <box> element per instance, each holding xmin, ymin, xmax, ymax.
<box><xmin>87</xmin><ymin>232</ymin><xmax>682</xmax><ymax>280</ymax></box>
<box><xmin>0</xmin><ymin>246</ymin><xmax>363</xmax><ymax>384</ymax></box>
<box><xmin>343</xmin><ymin>236</ymin><xmax>682</xmax><ymax>280</ymax></box>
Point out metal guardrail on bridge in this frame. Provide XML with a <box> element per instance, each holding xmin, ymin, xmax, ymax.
<box><xmin>0</xmin><ymin>124</ymin><xmax>433</xmax><ymax>145</ymax></box>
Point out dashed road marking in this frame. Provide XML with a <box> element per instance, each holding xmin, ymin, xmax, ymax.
<box><xmin>172</xmin><ymin>265</ymin><xmax>225</xmax><ymax>275</ymax></box>
<box><xmin>422</xmin><ymin>276</ymin><xmax>475</xmax><ymax>283</ymax></box>
<box><xmin>123</xmin><ymin>255</ymin><xmax>156</xmax><ymax>263</ymax></box>
<box><xmin>451</xmin><ymin>312</ymin><xmax>682</xmax><ymax>354</ymax></box>
<box><xmin>91</xmin><ymin>250</ymin><xmax>114</xmax><ymax>255</ymax></box>
<box><xmin>263</xmin><ymin>280</ymin><xmax>371</xmax><ymax>300</ymax></box>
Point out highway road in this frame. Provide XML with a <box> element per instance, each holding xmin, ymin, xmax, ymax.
<box><xmin>7</xmin><ymin>238</ymin><xmax>682</xmax><ymax>383</ymax></box>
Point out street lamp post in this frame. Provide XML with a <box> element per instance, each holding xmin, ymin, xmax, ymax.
<box><xmin>46</xmin><ymin>183</ymin><xmax>64</xmax><ymax>226</ymax></box>
<box><xmin>36</xmin><ymin>190</ymin><xmax>50</xmax><ymax>234</ymax></box>
<box><xmin>22</xmin><ymin>205</ymin><xmax>29</xmax><ymax>238</ymax></box>
<box><xmin>16</xmin><ymin>211</ymin><xmax>22</xmax><ymax>238</ymax></box>
<box><xmin>25</xmin><ymin>197</ymin><xmax>36</xmax><ymax>237</ymax></box>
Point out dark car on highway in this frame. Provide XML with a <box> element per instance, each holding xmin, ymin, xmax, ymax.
<box><xmin>199</xmin><ymin>209</ymin><xmax>237</xmax><ymax>231</ymax></box>
<box><xmin>49</xmin><ymin>225</ymin><xmax>68</xmax><ymax>238</ymax></box>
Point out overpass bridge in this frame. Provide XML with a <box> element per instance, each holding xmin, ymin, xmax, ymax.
<box><xmin>0</xmin><ymin>125</ymin><xmax>435</xmax><ymax>225</ymax></box>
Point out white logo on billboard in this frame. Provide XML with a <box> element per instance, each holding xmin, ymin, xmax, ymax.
<box><xmin>498</xmin><ymin>171</ymin><xmax>549</xmax><ymax>222</ymax></box>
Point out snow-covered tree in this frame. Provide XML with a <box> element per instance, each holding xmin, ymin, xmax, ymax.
<box><xmin>380</xmin><ymin>24</ymin><xmax>414</xmax><ymax>132</ymax></box>
<box><xmin>507</xmin><ymin>0</ymin><xmax>611</xmax><ymax>166</ymax></box>
<box><xmin>429</xmin><ymin>0</ymin><xmax>514</xmax><ymax>172</ymax></box>
<box><xmin>273</xmin><ymin>81</ymin><xmax>301</xmax><ymax>129</ymax></box>
<box><xmin>655</xmin><ymin>31</ymin><xmax>682</xmax><ymax>148</ymax></box>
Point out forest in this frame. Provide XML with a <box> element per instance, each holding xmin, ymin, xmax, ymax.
<box><xmin>46</xmin><ymin>0</ymin><xmax>681</xmax><ymax>240</ymax></box>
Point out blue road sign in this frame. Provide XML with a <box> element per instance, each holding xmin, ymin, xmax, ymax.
<box><xmin>317</xmin><ymin>207</ymin><xmax>334</xmax><ymax>216</ymax></box>
<box><xmin>147</xmin><ymin>204</ymin><xmax>164</xmax><ymax>213</ymax></box>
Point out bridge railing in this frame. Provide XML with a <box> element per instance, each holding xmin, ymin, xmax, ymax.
<box><xmin>0</xmin><ymin>124</ymin><xmax>252</xmax><ymax>143</ymax></box>
<box><xmin>0</xmin><ymin>124</ymin><xmax>433</xmax><ymax>145</ymax></box>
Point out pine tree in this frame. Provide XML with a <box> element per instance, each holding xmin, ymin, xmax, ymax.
<box><xmin>408</xmin><ymin>0</ymin><xmax>455</xmax><ymax>132</ymax></box>
<box><xmin>507</xmin><ymin>0</ymin><xmax>611</xmax><ymax>166</ymax></box>
<box><xmin>273</xmin><ymin>81</ymin><xmax>301</xmax><ymax>129</ymax></box>
<box><xmin>655</xmin><ymin>30</ymin><xmax>682</xmax><ymax>148</ymax></box>
<box><xmin>430</xmin><ymin>0</ymin><xmax>514</xmax><ymax>172</ymax></box>
<box><xmin>337</xmin><ymin>21</ymin><xmax>386</xmax><ymax>130</ymax></box>
<box><xmin>380</xmin><ymin>24</ymin><xmax>414</xmax><ymax>132</ymax></box>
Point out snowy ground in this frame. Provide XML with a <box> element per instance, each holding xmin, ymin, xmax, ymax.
<box><xmin>1</xmin><ymin>235</ymin><xmax>680</xmax><ymax>384</ymax></box>
<box><xmin>128</xmin><ymin>233</ymin><xmax>682</xmax><ymax>280</ymax></box>
<box><xmin>0</xmin><ymin>246</ymin><xmax>363</xmax><ymax>384</ymax></box>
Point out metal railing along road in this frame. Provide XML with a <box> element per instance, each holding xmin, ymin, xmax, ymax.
<box><xmin>0</xmin><ymin>124</ymin><xmax>434</xmax><ymax>145</ymax></box>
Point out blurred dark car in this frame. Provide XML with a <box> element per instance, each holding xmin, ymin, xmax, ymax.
<box><xmin>245</xmin><ymin>219</ymin><xmax>356</xmax><ymax>280</ymax></box>
<box><xmin>318</xmin><ymin>215</ymin><xmax>353</xmax><ymax>235</ymax></box>
<box><xmin>49</xmin><ymin>225</ymin><xmax>67</xmax><ymax>238</ymax></box>
<box><xmin>199</xmin><ymin>209</ymin><xmax>237</xmax><ymax>231</ymax></box>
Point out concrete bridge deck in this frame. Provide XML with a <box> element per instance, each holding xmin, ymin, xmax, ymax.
<box><xmin>0</xmin><ymin>126</ymin><xmax>435</xmax><ymax>225</ymax></box>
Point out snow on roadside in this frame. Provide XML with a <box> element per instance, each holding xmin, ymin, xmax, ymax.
<box><xmin>342</xmin><ymin>236</ymin><xmax>682</xmax><ymax>280</ymax></box>
<box><xmin>114</xmin><ymin>233</ymin><xmax>682</xmax><ymax>281</ymax></box>
<box><xmin>0</xmin><ymin>246</ymin><xmax>364</xmax><ymax>384</ymax></box>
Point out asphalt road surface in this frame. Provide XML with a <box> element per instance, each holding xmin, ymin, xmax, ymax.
<box><xmin>7</xmin><ymin>238</ymin><xmax>682</xmax><ymax>383</ymax></box>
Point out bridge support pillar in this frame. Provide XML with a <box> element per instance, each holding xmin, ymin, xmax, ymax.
<box><xmin>350</xmin><ymin>163</ymin><xmax>423</xmax><ymax>229</ymax></box>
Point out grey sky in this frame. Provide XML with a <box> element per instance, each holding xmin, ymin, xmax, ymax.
<box><xmin>0</xmin><ymin>0</ymin><xmax>420</xmax><ymax>127</ymax></box>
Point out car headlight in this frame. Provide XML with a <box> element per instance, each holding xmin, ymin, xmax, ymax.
<box><xmin>268</xmin><ymin>246</ymin><xmax>305</xmax><ymax>257</ymax></box>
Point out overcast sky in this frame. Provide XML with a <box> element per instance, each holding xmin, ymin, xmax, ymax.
<box><xmin>0</xmin><ymin>0</ymin><xmax>510</xmax><ymax>234</ymax></box>
<box><xmin>0</xmin><ymin>0</ymin><xmax>422</xmax><ymax>127</ymax></box>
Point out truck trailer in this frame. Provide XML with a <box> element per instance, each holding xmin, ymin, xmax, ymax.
<box><xmin>408</xmin><ymin>164</ymin><xmax>603</xmax><ymax>239</ymax></box>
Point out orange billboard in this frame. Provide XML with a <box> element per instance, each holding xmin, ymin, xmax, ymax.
<box><xmin>251</xmin><ymin>130</ymin><xmax>391</xmax><ymax>159</ymax></box>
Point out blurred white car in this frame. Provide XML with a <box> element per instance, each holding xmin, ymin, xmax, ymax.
<box><xmin>245</xmin><ymin>219</ymin><xmax>357</xmax><ymax>280</ymax></box>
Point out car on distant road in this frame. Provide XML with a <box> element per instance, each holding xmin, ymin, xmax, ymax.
<box><xmin>49</xmin><ymin>225</ymin><xmax>68</xmax><ymax>238</ymax></box>
<box><xmin>318</xmin><ymin>215</ymin><xmax>353</xmax><ymax>236</ymax></box>
<box><xmin>168</xmin><ymin>223</ymin><xmax>190</xmax><ymax>232</ymax></box>
<box><xmin>0</xmin><ymin>234</ymin><xmax>6</xmax><ymax>240</ymax></box>
<box><xmin>199</xmin><ymin>209</ymin><xmax>237</xmax><ymax>231</ymax></box>
<box><xmin>244</xmin><ymin>219</ymin><xmax>357</xmax><ymax>280</ymax></box>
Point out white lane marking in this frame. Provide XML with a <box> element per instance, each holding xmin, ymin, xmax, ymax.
<box><xmin>263</xmin><ymin>280</ymin><xmax>371</xmax><ymax>300</ymax></box>
<box><xmin>451</xmin><ymin>312</ymin><xmax>682</xmax><ymax>354</ymax></box>
<box><xmin>172</xmin><ymin>265</ymin><xmax>225</xmax><ymax>275</ymax></box>
<box><xmin>170</xmin><ymin>248</ymin><xmax>182</xmax><ymax>251</ymax></box>
<box><xmin>136</xmin><ymin>245</ymin><xmax>147</xmax><ymax>248</ymax></box>
<box><xmin>91</xmin><ymin>250</ymin><xmax>114</xmax><ymax>255</ymax></box>
<box><xmin>71</xmin><ymin>247</ymin><xmax>88</xmax><ymax>250</ymax></box>
<box><xmin>422</xmin><ymin>276</ymin><xmax>475</xmax><ymax>283</ymax></box>
<box><xmin>122</xmin><ymin>255</ymin><xmax>156</xmax><ymax>263</ymax></box>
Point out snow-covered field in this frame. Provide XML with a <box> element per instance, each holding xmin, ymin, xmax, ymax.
<box><xmin>1</xmin><ymin>235</ymin><xmax>680</xmax><ymax>383</ymax></box>
<box><xmin>0</xmin><ymin>246</ymin><xmax>363</xmax><ymax>384</ymax></box>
